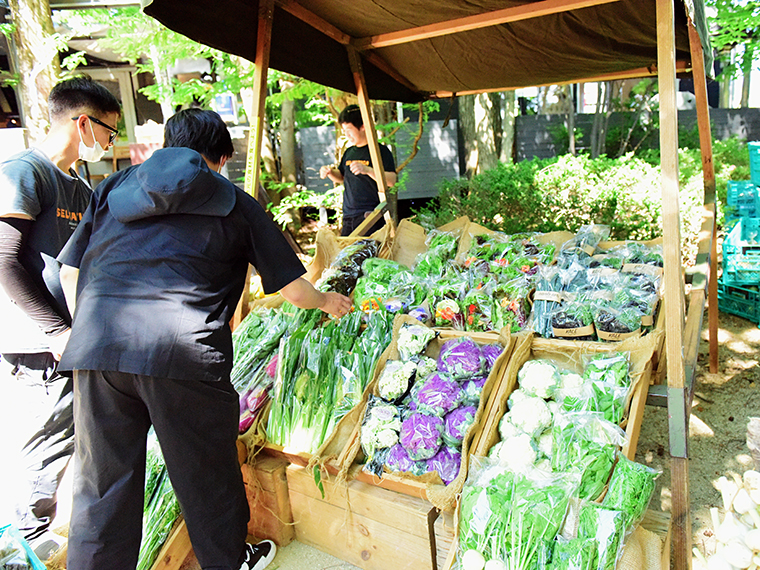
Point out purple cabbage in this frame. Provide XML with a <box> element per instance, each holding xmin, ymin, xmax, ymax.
<box><xmin>443</xmin><ymin>405</ymin><xmax>477</xmax><ymax>447</ymax></box>
<box><xmin>481</xmin><ymin>343</ymin><xmax>503</xmax><ymax>369</ymax></box>
<box><xmin>462</xmin><ymin>375</ymin><xmax>487</xmax><ymax>405</ymax></box>
<box><xmin>414</xmin><ymin>373</ymin><xmax>463</xmax><ymax>416</ymax></box>
<box><xmin>400</xmin><ymin>412</ymin><xmax>443</xmax><ymax>461</ymax></box>
<box><xmin>426</xmin><ymin>446</ymin><xmax>461</xmax><ymax>485</ymax></box>
<box><xmin>385</xmin><ymin>444</ymin><xmax>416</xmax><ymax>473</ymax></box>
<box><xmin>437</xmin><ymin>337</ymin><xmax>485</xmax><ymax>380</ymax></box>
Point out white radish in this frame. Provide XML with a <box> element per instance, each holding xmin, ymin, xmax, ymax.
<box><xmin>746</xmin><ymin>471</ymin><xmax>760</xmax><ymax>507</ymax></box>
<box><xmin>462</xmin><ymin>549</ymin><xmax>486</xmax><ymax>570</ymax></box>
<box><xmin>735</xmin><ymin>489</ymin><xmax>760</xmax><ymax>529</ymax></box>
<box><xmin>747</xmin><ymin>529</ymin><xmax>760</xmax><ymax>551</ymax></box>
<box><xmin>717</xmin><ymin>511</ymin><xmax>751</xmax><ymax>545</ymax></box>
<box><xmin>484</xmin><ymin>559</ymin><xmax>507</xmax><ymax>570</ymax></box>
<box><xmin>707</xmin><ymin>550</ymin><xmax>739</xmax><ymax>570</ymax></box>
<box><xmin>723</xmin><ymin>540</ymin><xmax>754</xmax><ymax>568</ymax></box>
<box><xmin>754</xmin><ymin>554</ymin><xmax>760</xmax><ymax>565</ymax></box>
<box><xmin>719</xmin><ymin>476</ymin><xmax>742</xmax><ymax>512</ymax></box>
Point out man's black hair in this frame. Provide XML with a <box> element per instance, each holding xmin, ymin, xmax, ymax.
<box><xmin>163</xmin><ymin>109</ymin><xmax>235</xmax><ymax>164</ymax></box>
<box><xmin>338</xmin><ymin>104</ymin><xmax>363</xmax><ymax>129</ymax></box>
<box><xmin>48</xmin><ymin>75</ymin><xmax>121</xmax><ymax>123</ymax></box>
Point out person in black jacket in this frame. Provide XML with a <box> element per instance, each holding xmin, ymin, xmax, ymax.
<box><xmin>0</xmin><ymin>75</ymin><xmax>121</xmax><ymax>544</ymax></box>
<box><xmin>58</xmin><ymin>109</ymin><xmax>352</xmax><ymax>570</ymax></box>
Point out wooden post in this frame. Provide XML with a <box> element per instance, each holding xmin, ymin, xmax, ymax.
<box><xmin>687</xmin><ymin>19</ymin><xmax>719</xmax><ymax>374</ymax></box>
<box><xmin>657</xmin><ymin>0</ymin><xmax>691</xmax><ymax>569</ymax></box>
<box><xmin>347</xmin><ymin>47</ymin><xmax>394</xmax><ymax>228</ymax></box>
<box><xmin>234</xmin><ymin>0</ymin><xmax>274</xmax><ymax>330</ymax></box>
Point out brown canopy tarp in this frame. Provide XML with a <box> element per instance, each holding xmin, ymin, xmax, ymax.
<box><xmin>141</xmin><ymin>0</ymin><xmax>711</xmax><ymax>102</ymax></box>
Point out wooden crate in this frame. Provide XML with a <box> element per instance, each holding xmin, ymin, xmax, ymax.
<box><xmin>287</xmin><ymin>463</ymin><xmax>455</xmax><ymax>570</ymax></box>
<box><xmin>242</xmin><ymin>454</ymin><xmax>295</xmax><ymax>547</ymax></box>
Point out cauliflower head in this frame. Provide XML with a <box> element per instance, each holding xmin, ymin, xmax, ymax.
<box><xmin>507</xmin><ymin>395</ymin><xmax>552</xmax><ymax>436</ymax></box>
<box><xmin>517</xmin><ymin>360</ymin><xmax>560</xmax><ymax>399</ymax></box>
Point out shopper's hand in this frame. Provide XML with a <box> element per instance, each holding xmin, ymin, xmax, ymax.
<box><xmin>49</xmin><ymin>329</ymin><xmax>71</xmax><ymax>361</ymax></box>
<box><xmin>319</xmin><ymin>165</ymin><xmax>333</xmax><ymax>179</ymax></box>
<box><xmin>319</xmin><ymin>292</ymin><xmax>353</xmax><ymax>319</ymax></box>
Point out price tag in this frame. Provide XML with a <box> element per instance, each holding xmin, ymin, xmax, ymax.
<box><xmin>596</xmin><ymin>328</ymin><xmax>642</xmax><ymax>341</ymax></box>
<box><xmin>552</xmin><ymin>324</ymin><xmax>595</xmax><ymax>338</ymax></box>
<box><xmin>534</xmin><ymin>291</ymin><xmax>563</xmax><ymax>303</ymax></box>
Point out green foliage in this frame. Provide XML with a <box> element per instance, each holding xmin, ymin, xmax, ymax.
<box><xmin>269</xmin><ymin>186</ymin><xmax>343</xmax><ymax>228</ymax></box>
<box><xmin>412</xmin><ymin>138</ymin><xmax>754</xmax><ymax>266</ymax></box>
<box><xmin>414</xmin><ymin>154</ymin><xmax>662</xmax><ymax>242</ymax></box>
<box><xmin>707</xmin><ymin>0</ymin><xmax>760</xmax><ymax>82</ymax></box>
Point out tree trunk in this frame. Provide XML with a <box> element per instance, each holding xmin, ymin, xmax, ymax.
<box><xmin>567</xmin><ymin>85</ymin><xmax>576</xmax><ymax>156</ymax></box>
<box><xmin>9</xmin><ymin>0</ymin><xmax>60</xmax><ymax>143</ymax></box>
<box><xmin>590</xmin><ymin>82</ymin><xmax>604</xmax><ymax>158</ymax></box>
<box><xmin>277</xmin><ymin>86</ymin><xmax>300</xmax><ymax>227</ymax></box>
<box><xmin>475</xmin><ymin>93</ymin><xmax>499</xmax><ymax>173</ymax></box>
<box><xmin>718</xmin><ymin>48</ymin><xmax>732</xmax><ymax>109</ymax></box>
<box><xmin>499</xmin><ymin>90</ymin><xmax>516</xmax><ymax>164</ymax></box>
<box><xmin>149</xmin><ymin>44</ymin><xmax>175</xmax><ymax>122</ymax></box>
<box><xmin>740</xmin><ymin>47</ymin><xmax>753</xmax><ymax>108</ymax></box>
<box><xmin>459</xmin><ymin>94</ymin><xmax>478</xmax><ymax>178</ymax></box>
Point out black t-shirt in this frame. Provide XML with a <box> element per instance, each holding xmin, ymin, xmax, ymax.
<box><xmin>338</xmin><ymin>144</ymin><xmax>395</xmax><ymax>217</ymax></box>
<box><xmin>57</xmin><ymin>166</ymin><xmax>306</xmax><ymax>382</ymax></box>
<box><xmin>0</xmin><ymin>148</ymin><xmax>91</xmax><ymax>352</ymax></box>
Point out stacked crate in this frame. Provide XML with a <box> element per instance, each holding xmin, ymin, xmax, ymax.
<box><xmin>720</xmin><ymin>152</ymin><xmax>760</xmax><ymax>324</ymax></box>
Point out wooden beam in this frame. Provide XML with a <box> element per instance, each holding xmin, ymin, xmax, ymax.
<box><xmin>348</xmin><ymin>201</ymin><xmax>388</xmax><ymax>237</ymax></box>
<box><xmin>243</xmin><ymin>0</ymin><xmax>274</xmax><ymax>203</ymax></box>
<box><xmin>347</xmin><ymin>47</ymin><xmax>390</xmax><ymax>207</ymax></box>
<box><xmin>353</xmin><ymin>0</ymin><xmax>621</xmax><ymax>50</ymax></box>
<box><xmin>688</xmin><ymin>18</ymin><xmax>719</xmax><ymax>374</ymax></box>
<box><xmin>657</xmin><ymin>1</ymin><xmax>691</xmax><ymax>569</ymax></box>
<box><xmin>433</xmin><ymin>61</ymin><xmax>691</xmax><ymax>98</ymax></box>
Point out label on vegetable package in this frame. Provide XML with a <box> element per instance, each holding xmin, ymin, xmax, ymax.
<box><xmin>588</xmin><ymin>290</ymin><xmax>615</xmax><ymax>302</ymax></box>
<box><xmin>552</xmin><ymin>324</ymin><xmax>595</xmax><ymax>338</ymax></box>
<box><xmin>581</xmin><ymin>245</ymin><xmax>596</xmax><ymax>256</ymax></box>
<box><xmin>588</xmin><ymin>267</ymin><xmax>618</xmax><ymax>278</ymax></box>
<box><xmin>534</xmin><ymin>291</ymin><xmax>563</xmax><ymax>303</ymax></box>
<box><xmin>597</xmin><ymin>328</ymin><xmax>642</xmax><ymax>341</ymax></box>
<box><xmin>622</xmin><ymin>263</ymin><xmax>664</xmax><ymax>277</ymax></box>
<box><xmin>642</xmin><ymin>313</ymin><xmax>654</xmax><ymax>327</ymax></box>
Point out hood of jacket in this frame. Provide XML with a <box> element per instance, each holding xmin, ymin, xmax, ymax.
<box><xmin>107</xmin><ymin>147</ymin><xmax>236</xmax><ymax>223</ymax></box>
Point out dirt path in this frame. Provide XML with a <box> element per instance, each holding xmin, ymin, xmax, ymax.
<box><xmin>634</xmin><ymin>310</ymin><xmax>760</xmax><ymax>561</ymax></box>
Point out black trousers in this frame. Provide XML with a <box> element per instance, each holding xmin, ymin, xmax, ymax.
<box><xmin>1</xmin><ymin>352</ymin><xmax>74</xmax><ymax>541</ymax></box>
<box><xmin>341</xmin><ymin>212</ymin><xmax>384</xmax><ymax>237</ymax></box>
<box><xmin>67</xmin><ymin>370</ymin><xmax>249</xmax><ymax>570</ymax></box>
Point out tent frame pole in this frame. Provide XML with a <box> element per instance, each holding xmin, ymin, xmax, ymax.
<box><xmin>347</xmin><ymin>46</ymin><xmax>396</xmax><ymax>231</ymax></box>
<box><xmin>657</xmin><ymin>1</ymin><xmax>691</xmax><ymax>569</ymax></box>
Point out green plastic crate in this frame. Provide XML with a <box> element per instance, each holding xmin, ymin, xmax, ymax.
<box><xmin>750</xmin><ymin>142</ymin><xmax>760</xmax><ymax>186</ymax></box>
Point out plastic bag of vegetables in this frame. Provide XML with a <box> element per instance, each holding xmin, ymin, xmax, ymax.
<box><xmin>413</xmin><ymin>373</ymin><xmax>464</xmax><ymax>417</ymax></box>
<box><xmin>316</xmin><ymin>238</ymin><xmax>379</xmax><ymax>296</ymax></box>
<box><xmin>577</xmin><ymin>502</ymin><xmax>627</xmax><ymax>570</ymax></box>
<box><xmin>377</xmin><ymin>360</ymin><xmax>417</xmax><ymax>403</ymax></box>
<box><xmin>552</xmin><ymin>412</ymin><xmax>625</xmax><ymax>501</ymax></box>
<box><xmin>601</xmin><ymin>454</ymin><xmax>660</xmax><ymax>528</ymax></box>
<box><xmin>360</xmin><ymin>395</ymin><xmax>402</xmax><ymax>476</ymax></box>
<box><xmin>437</xmin><ymin>337</ymin><xmax>486</xmax><ymax>380</ymax></box>
<box><xmin>399</xmin><ymin>411</ymin><xmax>444</xmax><ymax>461</ymax></box>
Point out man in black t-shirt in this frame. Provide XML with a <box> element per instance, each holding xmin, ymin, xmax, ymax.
<box><xmin>0</xmin><ymin>75</ymin><xmax>121</xmax><ymax>545</ymax></box>
<box><xmin>320</xmin><ymin>104</ymin><xmax>396</xmax><ymax>236</ymax></box>
<box><xmin>58</xmin><ymin>109</ymin><xmax>351</xmax><ymax>570</ymax></box>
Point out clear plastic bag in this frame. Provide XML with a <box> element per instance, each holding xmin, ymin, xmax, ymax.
<box><xmin>601</xmin><ymin>455</ymin><xmax>661</xmax><ymax>529</ymax></box>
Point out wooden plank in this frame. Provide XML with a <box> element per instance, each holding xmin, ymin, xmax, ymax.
<box><xmin>287</xmin><ymin>464</ymin><xmax>455</xmax><ymax>570</ymax></box>
<box><xmin>243</xmin><ymin>0</ymin><xmax>274</xmax><ymax>203</ymax></box>
<box><xmin>348</xmin><ymin>48</ymin><xmax>390</xmax><ymax>201</ymax></box>
<box><xmin>622</xmin><ymin>358</ymin><xmax>653</xmax><ymax>460</ymax></box>
<box><xmin>150</xmin><ymin>518</ymin><xmax>193</xmax><ymax>570</ymax></box>
<box><xmin>687</xmin><ymin>17</ymin><xmax>719</xmax><ymax>374</ymax></box>
<box><xmin>657</xmin><ymin>1</ymin><xmax>692</xmax><ymax>568</ymax></box>
<box><xmin>287</xmin><ymin>464</ymin><xmax>435</xmax><ymax>540</ymax></box>
<box><xmin>433</xmin><ymin>61</ymin><xmax>691</xmax><ymax>98</ymax></box>
<box><xmin>276</xmin><ymin>0</ymin><xmax>350</xmax><ymax>44</ymax></box>
<box><xmin>353</xmin><ymin>0</ymin><xmax>621</xmax><ymax>50</ymax></box>
<box><xmin>348</xmin><ymin>202</ymin><xmax>388</xmax><ymax>237</ymax></box>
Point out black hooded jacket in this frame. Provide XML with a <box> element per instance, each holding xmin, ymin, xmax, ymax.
<box><xmin>58</xmin><ymin>147</ymin><xmax>304</xmax><ymax>382</ymax></box>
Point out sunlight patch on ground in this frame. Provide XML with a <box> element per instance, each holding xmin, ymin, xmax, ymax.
<box><xmin>724</xmin><ymin>338</ymin><xmax>760</xmax><ymax>357</ymax></box>
<box><xmin>689</xmin><ymin>414</ymin><xmax>715</xmax><ymax>438</ymax></box>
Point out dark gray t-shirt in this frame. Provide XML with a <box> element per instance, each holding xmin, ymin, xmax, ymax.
<box><xmin>0</xmin><ymin>148</ymin><xmax>91</xmax><ymax>353</ymax></box>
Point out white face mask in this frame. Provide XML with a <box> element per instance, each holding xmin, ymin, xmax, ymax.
<box><xmin>78</xmin><ymin>118</ymin><xmax>106</xmax><ymax>162</ymax></box>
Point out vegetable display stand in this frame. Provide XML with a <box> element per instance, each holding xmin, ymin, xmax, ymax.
<box><xmin>241</xmin><ymin>453</ymin><xmax>296</xmax><ymax>546</ymax></box>
<box><xmin>470</xmin><ymin>329</ymin><xmax>662</xmax><ymax>462</ymax></box>
<box><xmin>286</xmin><ymin>463</ymin><xmax>456</xmax><ymax>570</ymax></box>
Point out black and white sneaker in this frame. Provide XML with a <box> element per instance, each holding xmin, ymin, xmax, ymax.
<box><xmin>239</xmin><ymin>540</ymin><xmax>277</xmax><ymax>570</ymax></box>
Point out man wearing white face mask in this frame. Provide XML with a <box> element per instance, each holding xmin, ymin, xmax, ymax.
<box><xmin>0</xmin><ymin>74</ymin><xmax>121</xmax><ymax>545</ymax></box>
